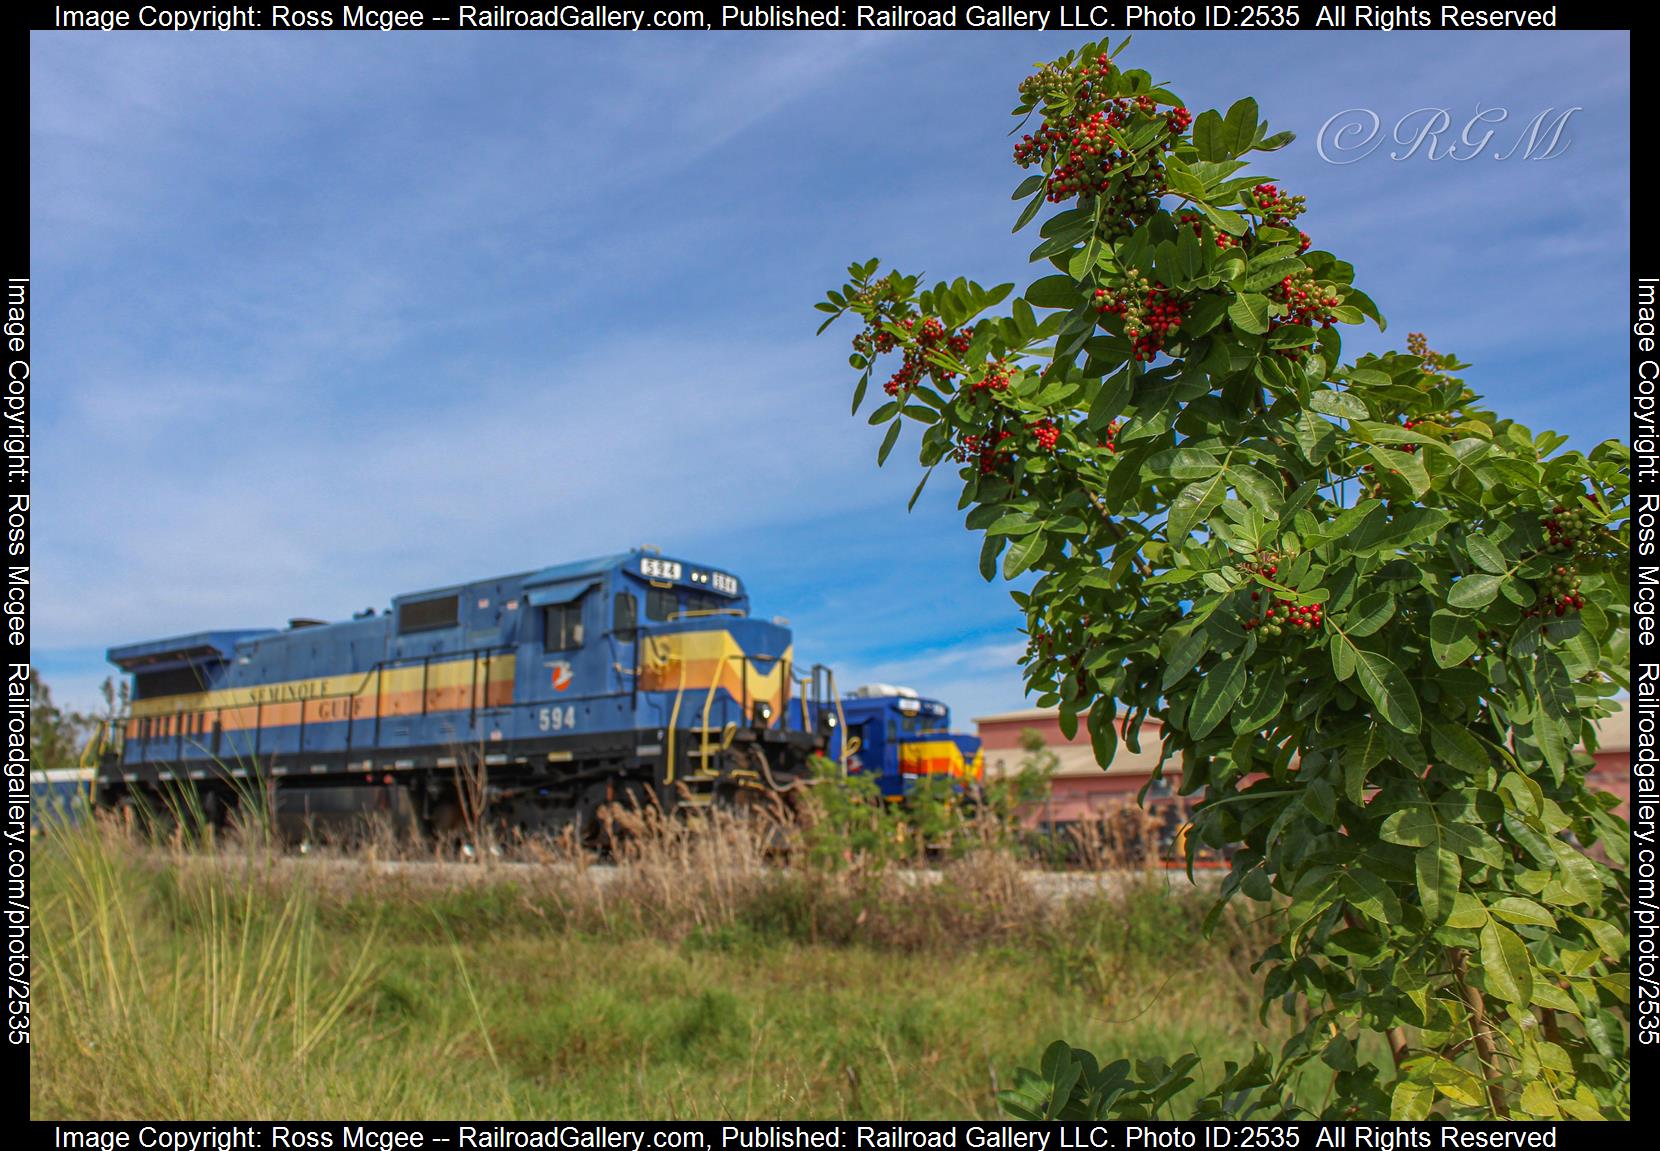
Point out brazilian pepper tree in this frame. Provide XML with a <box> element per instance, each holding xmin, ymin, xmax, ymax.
<box><xmin>819</xmin><ymin>40</ymin><xmax>1630</xmax><ymax>1120</ymax></box>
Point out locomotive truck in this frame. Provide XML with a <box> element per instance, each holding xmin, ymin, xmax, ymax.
<box><xmin>97</xmin><ymin>549</ymin><xmax>850</xmax><ymax>840</ymax></box>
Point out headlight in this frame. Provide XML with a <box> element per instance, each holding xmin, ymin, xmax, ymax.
<box><xmin>753</xmin><ymin>701</ymin><xmax>773</xmax><ymax>724</ymax></box>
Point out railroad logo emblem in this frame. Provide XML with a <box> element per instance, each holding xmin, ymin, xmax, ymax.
<box><xmin>550</xmin><ymin>660</ymin><xmax>574</xmax><ymax>692</ymax></box>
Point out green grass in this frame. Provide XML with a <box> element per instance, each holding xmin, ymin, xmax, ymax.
<box><xmin>31</xmin><ymin>821</ymin><xmax>1310</xmax><ymax>1120</ymax></box>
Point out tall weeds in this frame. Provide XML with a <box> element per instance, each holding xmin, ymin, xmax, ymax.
<box><xmin>33</xmin><ymin>810</ymin><xmax>433</xmax><ymax>1117</ymax></box>
<box><xmin>32</xmin><ymin>779</ymin><xmax>1275</xmax><ymax>1119</ymax></box>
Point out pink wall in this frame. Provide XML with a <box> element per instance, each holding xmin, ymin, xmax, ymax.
<box><xmin>980</xmin><ymin>710</ymin><xmax>1632</xmax><ymax>824</ymax></box>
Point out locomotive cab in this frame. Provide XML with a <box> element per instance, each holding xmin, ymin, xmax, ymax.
<box><xmin>832</xmin><ymin>685</ymin><xmax>984</xmax><ymax>800</ymax></box>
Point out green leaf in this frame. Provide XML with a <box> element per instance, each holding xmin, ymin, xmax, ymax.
<box><xmin>1488</xmin><ymin>897</ymin><xmax>1555</xmax><ymax>928</ymax></box>
<box><xmin>850</xmin><ymin>374</ymin><xmax>869</xmax><ymax>416</ymax></box>
<box><xmin>1191</xmin><ymin>108</ymin><xmax>1227</xmax><ymax>160</ymax></box>
<box><xmin>1242</xmin><ymin>258</ymin><xmax>1307</xmax><ymax>292</ymax></box>
<box><xmin>1294</xmin><ymin>411</ymin><xmax>1338</xmax><ymax>462</ymax></box>
<box><xmin>1479</xmin><ymin>921</ymin><xmax>1534</xmax><ymax>1007</ymax></box>
<box><xmin>1366</xmin><ymin>445</ymin><xmax>1430</xmax><ymax>497</ymax></box>
<box><xmin>1255</xmin><ymin>129</ymin><xmax>1295</xmax><ymax>152</ymax></box>
<box><xmin>1303</xmin><ymin>777</ymin><xmax>1336</xmax><ymax>824</ymax></box>
<box><xmin>1147</xmin><ymin>448</ymin><xmax>1222</xmax><ymax>479</ymax></box>
<box><xmin>867</xmin><ymin>400</ymin><xmax>901</xmax><ymax>425</ymax></box>
<box><xmin>1167</xmin><ymin>472</ymin><xmax>1229</xmax><ymax>542</ymax></box>
<box><xmin>876</xmin><ymin>419</ymin><xmax>902</xmax><ymax>465</ymax></box>
<box><xmin>1354</xmin><ymin>649</ymin><xmax>1420</xmax><ymax>732</ymax></box>
<box><xmin>1415</xmin><ymin>846</ymin><xmax>1461</xmax><ymax>924</ymax></box>
<box><xmin>1309</xmin><ymin>389</ymin><xmax>1369</xmax><ymax>420</ymax></box>
<box><xmin>1446</xmin><ymin>892</ymin><xmax>1489</xmax><ymax>929</ymax></box>
<box><xmin>1464</xmin><ymin>534</ymin><xmax>1508</xmax><ymax>575</ymax></box>
<box><xmin>1219</xmin><ymin>96</ymin><xmax>1260</xmax><ymax>159</ymax></box>
<box><xmin>978</xmin><ymin>534</ymin><xmax>1003</xmax><ymax>582</ymax></box>
<box><xmin>1087</xmin><ymin>703</ymin><xmax>1119</xmax><ymax>769</ymax></box>
<box><xmin>1429</xmin><ymin>611</ymin><xmax>1478</xmax><ymax>667</ymax></box>
<box><xmin>987</xmin><ymin>512</ymin><xmax>1041</xmax><ymax>537</ymax></box>
<box><xmin>1226</xmin><ymin>465</ymin><xmax>1280</xmax><ymax>513</ymax></box>
<box><xmin>1342</xmin><ymin>725</ymin><xmax>1389</xmax><ymax>801</ymax></box>
<box><xmin>1189</xmin><ymin>656</ymin><xmax>1247</xmax><ymax>739</ymax></box>
<box><xmin>1330</xmin><ymin>632</ymin><xmax>1357</xmax><ymax>682</ymax></box>
<box><xmin>1202</xmin><ymin>204</ymin><xmax>1249</xmax><ymax>236</ymax></box>
<box><xmin>1026</xmin><ymin>275</ymin><xmax>1079</xmax><ymax>310</ymax></box>
<box><xmin>906</xmin><ymin>466</ymin><xmax>934</xmax><ymax>512</ymax></box>
<box><xmin>1429</xmin><ymin>722</ymin><xmax>1488</xmax><ymax>773</ymax></box>
<box><xmin>1013</xmin><ymin>189</ymin><xmax>1045</xmax><ymax>233</ymax></box>
<box><xmin>1391</xmin><ymin>1079</ymin><xmax>1435</xmax><ymax>1121</ymax></box>
<box><xmin>1161</xmin><ymin>630</ymin><xmax>1211</xmax><ymax>690</ymax></box>
<box><xmin>1518</xmin><ymin>1080</ymin><xmax>1561</xmax><ymax>1120</ymax></box>
<box><xmin>1227</xmin><ymin>293</ymin><xmax>1269</xmax><ymax>335</ymax></box>
<box><xmin>1002</xmin><ymin>531</ymin><xmax>1045</xmax><ymax>579</ymax></box>
<box><xmin>1383</xmin><ymin>801</ymin><xmax>1503</xmax><ymax>866</ymax></box>
<box><xmin>1340</xmin><ymin>593</ymin><xmax>1395</xmax><ymax>638</ymax></box>
<box><xmin>1086</xmin><ymin>370</ymin><xmax>1132</xmax><ymax>431</ymax></box>
<box><xmin>1447</xmin><ymin>573</ymin><xmax>1502</xmax><ymax>610</ymax></box>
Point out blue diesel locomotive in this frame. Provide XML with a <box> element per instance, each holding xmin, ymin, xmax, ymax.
<box><xmin>832</xmin><ymin>685</ymin><xmax>983</xmax><ymax>800</ymax></box>
<box><xmin>98</xmin><ymin>549</ymin><xmax>848</xmax><ymax>837</ymax></box>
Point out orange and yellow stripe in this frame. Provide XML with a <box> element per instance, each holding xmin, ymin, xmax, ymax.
<box><xmin>125</xmin><ymin>655</ymin><xmax>516</xmax><ymax>739</ymax></box>
<box><xmin>898</xmin><ymin>740</ymin><xmax>984</xmax><ymax>783</ymax></box>
<box><xmin>638</xmin><ymin>631</ymin><xmax>793</xmax><ymax>727</ymax></box>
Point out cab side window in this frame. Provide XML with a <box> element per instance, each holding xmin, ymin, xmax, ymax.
<box><xmin>613</xmin><ymin>591</ymin><xmax>638</xmax><ymax>637</ymax></box>
<box><xmin>544</xmin><ymin>598</ymin><xmax>585</xmax><ymax>650</ymax></box>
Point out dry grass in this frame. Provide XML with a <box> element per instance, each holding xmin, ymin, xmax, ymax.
<box><xmin>31</xmin><ymin>794</ymin><xmax>1288</xmax><ymax>1119</ymax></box>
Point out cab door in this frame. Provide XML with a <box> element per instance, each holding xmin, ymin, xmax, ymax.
<box><xmin>608</xmin><ymin>586</ymin><xmax>640</xmax><ymax>728</ymax></box>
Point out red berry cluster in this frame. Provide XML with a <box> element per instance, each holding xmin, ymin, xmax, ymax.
<box><xmin>971</xmin><ymin>358</ymin><xmax>1012</xmax><ymax>394</ymax></box>
<box><xmin>1011</xmin><ymin>55</ymin><xmax>1178</xmax><ymax>222</ymax></box>
<box><xmin>1030</xmin><ymin>419</ymin><xmax>1060</xmax><ymax>451</ymax></box>
<box><xmin>1540</xmin><ymin>503</ymin><xmax>1594</xmax><ymax>553</ymax></box>
<box><xmin>1095</xmin><ymin>274</ymin><xmax>1188</xmax><ymax>361</ymax></box>
<box><xmin>1270</xmin><ymin>270</ymin><xmax>1340</xmax><ymax>328</ymax></box>
<box><xmin>1243</xmin><ymin>595</ymin><xmax>1324</xmax><ymax>637</ymax></box>
<box><xmin>1395</xmin><ymin>416</ymin><xmax>1424</xmax><ymax>454</ymax></box>
<box><xmin>1016</xmin><ymin>51</ymin><xmax>1113</xmax><ymax>108</ymax></box>
<box><xmin>1250</xmin><ymin>182</ymin><xmax>1308</xmax><ymax>233</ymax></box>
<box><xmin>956</xmin><ymin>428</ymin><xmax>1013</xmax><ymax>474</ymax></box>
<box><xmin>1534</xmin><ymin>563</ymin><xmax>1584</xmax><ymax>616</ymax></box>
<box><xmin>1266</xmin><ymin>268</ymin><xmax>1341</xmax><ymax>359</ymax></box>
<box><xmin>1177</xmin><ymin>211</ymin><xmax>1236</xmax><ymax>251</ymax></box>
<box><xmin>872</xmin><ymin>315</ymin><xmax>974</xmax><ymax>397</ymax></box>
<box><xmin>1097</xmin><ymin>419</ymin><xmax>1122</xmax><ymax>454</ymax></box>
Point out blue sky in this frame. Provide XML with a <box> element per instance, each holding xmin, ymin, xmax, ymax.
<box><xmin>30</xmin><ymin>30</ymin><xmax>1630</xmax><ymax>723</ymax></box>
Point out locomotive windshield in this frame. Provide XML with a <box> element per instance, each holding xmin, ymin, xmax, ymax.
<box><xmin>643</xmin><ymin>586</ymin><xmax>740</xmax><ymax>622</ymax></box>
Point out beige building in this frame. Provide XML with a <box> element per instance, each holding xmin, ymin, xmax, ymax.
<box><xmin>976</xmin><ymin>701</ymin><xmax>1633</xmax><ymax>828</ymax></box>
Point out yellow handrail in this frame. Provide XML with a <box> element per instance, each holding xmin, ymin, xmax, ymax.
<box><xmin>825</xmin><ymin>668</ymin><xmax>849</xmax><ymax>776</ymax></box>
<box><xmin>79</xmin><ymin>719</ymin><xmax>111</xmax><ymax>805</ymax></box>
<box><xmin>664</xmin><ymin>651</ymin><xmax>689</xmax><ymax>785</ymax></box>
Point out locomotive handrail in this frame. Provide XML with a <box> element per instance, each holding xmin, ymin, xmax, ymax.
<box><xmin>664</xmin><ymin>650</ymin><xmax>690</xmax><ymax>785</ymax></box>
